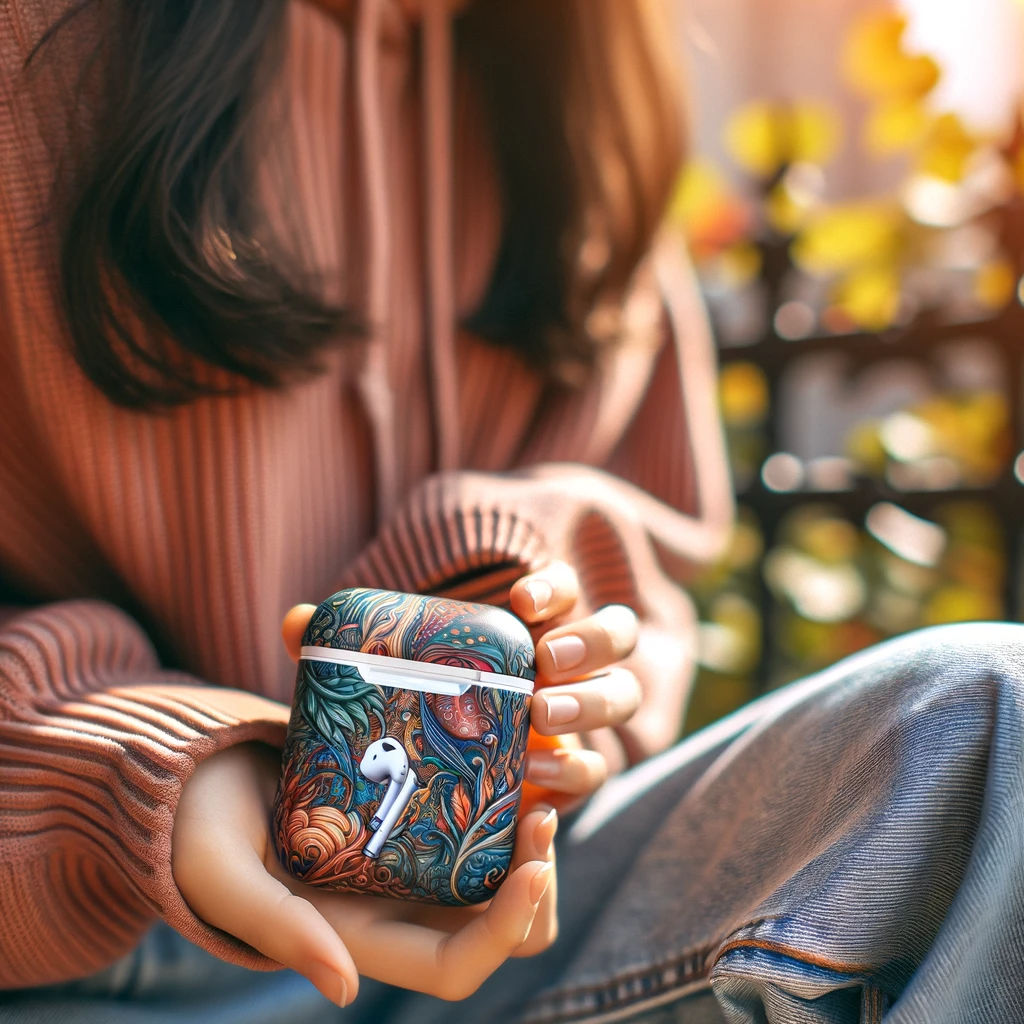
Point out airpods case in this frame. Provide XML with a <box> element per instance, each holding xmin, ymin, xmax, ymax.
<box><xmin>273</xmin><ymin>587</ymin><xmax>535</xmax><ymax>906</ymax></box>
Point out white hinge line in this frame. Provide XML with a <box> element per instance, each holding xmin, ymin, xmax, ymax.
<box><xmin>299</xmin><ymin>646</ymin><xmax>535</xmax><ymax>695</ymax></box>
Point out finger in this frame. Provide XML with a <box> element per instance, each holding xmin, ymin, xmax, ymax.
<box><xmin>197</xmin><ymin>846</ymin><xmax>358</xmax><ymax>1006</ymax></box>
<box><xmin>307</xmin><ymin>859</ymin><xmax>553</xmax><ymax>1000</ymax></box>
<box><xmin>508</xmin><ymin>805</ymin><xmax>559</xmax><ymax>957</ymax></box>
<box><xmin>173</xmin><ymin>757</ymin><xmax>358</xmax><ymax>1005</ymax></box>
<box><xmin>352</xmin><ymin>805</ymin><xmax>559</xmax><ymax>940</ymax></box>
<box><xmin>535</xmin><ymin>604</ymin><xmax>639</xmax><ymax>681</ymax></box>
<box><xmin>524</xmin><ymin>746</ymin><xmax>608</xmax><ymax>796</ymax></box>
<box><xmin>433</xmin><ymin>857</ymin><xmax>552</xmax><ymax>995</ymax></box>
<box><xmin>509</xmin><ymin>561</ymin><xmax>579</xmax><ymax>625</ymax></box>
<box><xmin>530</xmin><ymin>666</ymin><xmax>643</xmax><ymax>736</ymax></box>
<box><xmin>282</xmin><ymin>604</ymin><xmax>317</xmax><ymax>662</ymax></box>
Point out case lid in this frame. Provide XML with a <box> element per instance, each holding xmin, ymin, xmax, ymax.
<box><xmin>301</xmin><ymin>587</ymin><xmax>536</xmax><ymax>690</ymax></box>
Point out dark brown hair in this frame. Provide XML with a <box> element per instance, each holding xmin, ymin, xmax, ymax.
<box><xmin>37</xmin><ymin>0</ymin><xmax>684</xmax><ymax>407</ymax></box>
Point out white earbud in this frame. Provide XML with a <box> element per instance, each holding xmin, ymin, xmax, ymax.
<box><xmin>359</xmin><ymin>737</ymin><xmax>419</xmax><ymax>859</ymax></box>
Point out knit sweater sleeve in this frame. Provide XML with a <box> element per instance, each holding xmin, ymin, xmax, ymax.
<box><xmin>0</xmin><ymin>600</ymin><xmax>289</xmax><ymax>988</ymax></box>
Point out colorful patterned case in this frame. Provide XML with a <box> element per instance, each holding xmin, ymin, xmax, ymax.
<box><xmin>273</xmin><ymin>587</ymin><xmax>535</xmax><ymax>906</ymax></box>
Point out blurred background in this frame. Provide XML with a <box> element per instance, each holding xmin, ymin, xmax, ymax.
<box><xmin>667</xmin><ymin>0</ymin><xmax>1024</xmax><ymax>732</ymax></box>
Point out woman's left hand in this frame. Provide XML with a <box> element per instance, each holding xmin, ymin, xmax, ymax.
<box><xmin>509</xmin><ymin>561</ymin><xmax>643</xmax><ymax>805</ymax></box>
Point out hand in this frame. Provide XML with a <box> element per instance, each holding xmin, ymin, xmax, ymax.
<box><xmin>352</xmin><ymin>466</ymin><xmax>698</xmax><ymax>765</ymax></box>
<box><xmin>509</xmin><ymin>560</ymin><xmax>642</xmax><ymax>808</ymax></box>
<box><xmin>172</xmin><ymin>610</ymin><xmax>558</xmax><ymax>1008</ymax></box>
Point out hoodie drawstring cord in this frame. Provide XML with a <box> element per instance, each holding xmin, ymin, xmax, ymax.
<box><xmin>355</xmin><ymin>0</ymin><xmax>399</xmax><ymax>523</ymax></box>
<box><xmin>421</xmin><ymin>0</ymin><xmax>460</xmax><ymax>474</ymax></box>
<box><xmin>354</xmin><ymin>0</ymin><xmax>458</xmax><ymax>526</ymax></box>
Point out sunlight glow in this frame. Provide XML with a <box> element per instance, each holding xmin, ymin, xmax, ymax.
<box><xmin>899</xmin><ymin>0</ymin><xmax>1024</xmax><ymax>133</ymax></box>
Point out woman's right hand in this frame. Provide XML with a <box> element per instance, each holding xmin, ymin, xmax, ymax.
<box><xmin>171</xmin><ymin>742</ymin><xmax>557</xmax><ymax>1008</ymax></box>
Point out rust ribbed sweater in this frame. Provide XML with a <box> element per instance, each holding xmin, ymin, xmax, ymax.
<box><xmin>0</xmin><ymin>0</ymin><xmax>732</xmax><ymax>988</ymax></box>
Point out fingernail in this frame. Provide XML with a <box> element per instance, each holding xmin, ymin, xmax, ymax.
<box><xmin>524</xmin><ymin>578</ymin><xmax>553</xmax><ymax>613</ymax></box>
<box><xmin>306</xmin><ymin>962</ymin><xmax>349</xmax><ymax>1007</ymax></box>
<box><xmin>529</xmin><ymin>862</ymin><xmax>553</xmax><ymax>904</ymax></box>
<box><xmin>534</xmin><ymin>807</ymin><xmax>559</xmax><ymax>854</ymax></box>
<box><xmin>545</xmin><ymin>694</ymin><xmax>581</xmax><ymax>727</ymax></box>
<box><xmin>546</xmin><ymin>635</ymin><xmax>586</xmax><ymax>672</ymax></box>
<box><xmin>527</xmin><ymin>752</ymin><xmax>563</xmax><ymax>782</ymax></box>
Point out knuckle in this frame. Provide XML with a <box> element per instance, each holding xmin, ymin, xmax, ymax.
<box><xmin>433</xmin><ymin>944</ymin><xmax>469</xmax><ymax>1001</ymax></box>
<box><xmin>596</xmin><ymin>605</ymin><xmax>639</xmax><ymax>651</ymax></box>
<box><xmin>595</xmin><ymin>669</ymin><xmax>640</xmax><ymax>720</ymax></box>
<box><xmin>440</xmin><ymin>978</ymin><xmax>476</xmax><ymax>1002</ymax></box>
<box><xmin>585</xmin><ymin>761</ymin><xmax>609</xmax><ymax>793</ymax></box>
<box><xmin>597</xmin><ymin>625</ymin><xmax>618</xmax><ymax>658</ymax></box>
<box><xmin>620</xmin><ymin>669</ymin><xmax>643</xmax><ymax>709</ymax></box>
<box><xmin>576</xmin><ymin>749</ymin><xmax>607</xmax><ymax>788</ymax></box>
<box><xmin>558</xmin><ymin>562</ymin><xmax>580</xmax><ymax>590</ymax></box>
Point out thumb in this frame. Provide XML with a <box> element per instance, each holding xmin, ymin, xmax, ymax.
<box><xmin>179</xmin><ymin>836</ymin><xmax>359</xmax><ymax>1006</ymax></box>
<box><xmin>173</xmin><ymin>744</ymin><xmax>358</xmax><ymax>1006</ymax></box>
<box><xmin>282</xmin><ymin>603</ymin><xmax>317</xmax><ymax>662</ymax></box>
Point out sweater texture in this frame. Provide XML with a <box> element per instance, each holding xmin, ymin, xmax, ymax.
<box><xmin>0</xmin><ymin>0</ymin><xmax>732</xmax><ymax>986</ymax></box>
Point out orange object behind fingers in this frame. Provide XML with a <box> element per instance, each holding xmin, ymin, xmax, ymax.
<box><xmin>520</xmin><ymin>728</ymin><xmax>583</xmax><ymax>813</ymax></box>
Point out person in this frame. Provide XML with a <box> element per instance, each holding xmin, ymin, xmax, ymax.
<box><xmin>0</xmin><ymin>1</ymin><xmax>1022</xmax><ymax>1022</ymax></box>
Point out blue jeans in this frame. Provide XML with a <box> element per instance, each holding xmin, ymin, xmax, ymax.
<box><xmin>4</xmin><ymin>623</ymin><xmax>1024</xmax><ymax>1023</ymax></box>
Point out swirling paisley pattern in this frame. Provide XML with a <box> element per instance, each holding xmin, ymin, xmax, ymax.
<box><xmin>274</xmin><ymin>589</ymin><xmax>534</xmax><ymax>905</ymax></box>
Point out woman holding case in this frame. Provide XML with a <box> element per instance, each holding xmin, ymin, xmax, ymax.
<box><xmin>1</xmin><ymin>1</ymin><xmax>1022</xmax><ymax>1022</ymax></box>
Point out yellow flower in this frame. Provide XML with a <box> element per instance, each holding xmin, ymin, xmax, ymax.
<box><xmin>832</xmin><ymin>265</ymin><xmax>902</xmax><ymax>330</ymax></box>
<box><xmin>800</xmin><ymin>517</ymin><xmax>860</xmax><ymax>565</ymax></box>
<box><xmin>790</xmin><ymin>103</ymin><xmax>843</xmax><ymax>166</ymax></box>
<box><xmin>944</xmin><ymin>542</ymin><xmax>1003</xmax><ymax>593</ymax></box>
<box><xmin>792</xmin><ymin>202</ymin><xmax>903</xmax><ymax>276</ymax></box>
<box><xmin>917</xmin><ymin>113</ymin><xmax>975</xmax><ymax>183</ymax></box>
<box><xmin>915</xmin><ymin>393</ymin><xmax>1010</xmax><ymax>484</ymax></box>
<box><xmin>842</xmin><ymin>9</ymin><xmax>940</xmax><ymax>100</ymax></box>
<box><xmin>724</xmin><ymin>101</ymin><xmax>841</xmax><ymax>178</ymax></box>
<box><xmin>846</xmin><ymin>420</ymin><xmax>888</xmax><ymax>474</ymax></box>
<box><xmin>864</xmin><ymin>95</ymin><xmax>931</xmax><ymax>156</ymax></box>
<box><xmin>724</xmin><ymin>102</ymin><xmax>781</xmax><ymax>177</ymax></box>
<box><xmin>955</xmin><ymin>394</ymin><xmax>1010</xmax><ymax>482</ymax></box>
<box><xmin>936</xmin><ymin>501</ymin><xmax>1003</xmax><ymax>550</ymax></box>
<box><xmin>841</xmin><ymin>9</ymin><xmax>951</xmax><ymax>163</ymax></box>
<box><xmin>914</xmin><ymin>396</ymin><xmax>961</xmax><ymax>451</ymax></box>
<box><xmin>923</xmin><ymin>584</ymin><xmax>1002</xmax><ymax>626</ymax></box>
<box><xmin>765</xmin><ymin>181</ymin><xmax>804</xmax><ymax>234</ymax></box>
<box><xmin>725</xmin><ymin>515</ymin><xmax>765</xmax><ymax>573</ymax></box>
<box><xmin>974</xmin><ymin>259</ymin><xmax>1016</xmax><ymax>310</ymax></box>
<box><xmin>668</xmin><ymin>159</ymin><xmax>751</xmax><ymax>259</ymax></box>
<box><xmin>717</xmin><ymin>242</ymin><xmax>763</xmax><ymax>289</ymax></box>
<box><xmin>719</xmin><ymin>362</ymin><xmax>769</xmax><ymax>428</ymax></box>
<box><xmin>706</xmin><ymin>593</ymin><xmax>762</xmax><ymax>675</ymax></box>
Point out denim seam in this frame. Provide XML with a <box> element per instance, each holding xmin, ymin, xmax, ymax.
<box><xmin>521</xmin><ymin>943</ymin><xmax>717</xmax><ymax>1024</ymax></box>
<box><xmin>861</xmin><ymin>984</ymin><xmax>888</xmax><ymax>1023</ymax></box>
<box><xmin>713</xmin><ymin>936</ymin><xmax>876</xmax><ymax>977</ymax></box>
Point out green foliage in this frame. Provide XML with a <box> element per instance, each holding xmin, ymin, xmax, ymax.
<box><xmin>299</xmin><ymin>663</ymin><xmax>387</xmax><ymax>747</ymax></box>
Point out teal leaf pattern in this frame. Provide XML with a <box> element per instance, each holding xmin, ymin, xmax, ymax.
<box><xmin>299</xmin><ymin>661</ymin><xmax>386</xmax><ymax>748</ymax></box>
